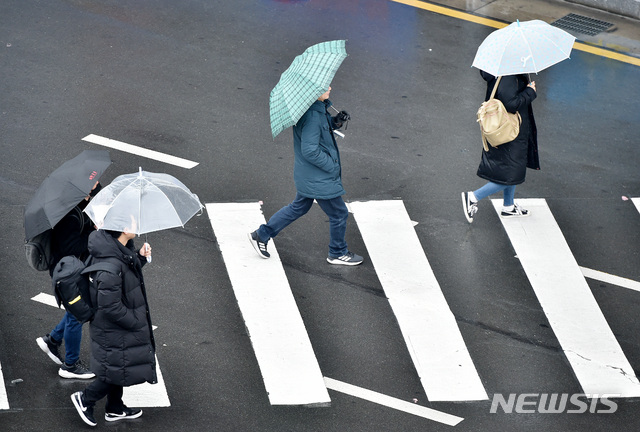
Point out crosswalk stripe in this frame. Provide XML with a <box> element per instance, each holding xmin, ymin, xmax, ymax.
<box><xmin>123</xmin><ymin>355</ymin><xmax>170</xmax><ymax>407</ymax></box>
<box><xmin>492</xmin><ymin>198</ymin><xmax>640</xmax><ymax>397</ymax></box>
<box><xmin>324</xmin><ymin>377</ymin><xmax>464</xmax><ymax>425</ymax></box>
<box><xmin>581</xmin><ymin>267</ymin><xmax>640</xmax><ymax>293</ymax></box>
<box><xmin>205</xmin><ymin>202</ymin><xmax>331</xmax><ymax>406</ymax></box>
<box><xmin>0</xmin><ymin>360</ymin><xmax>9</xmax><ymax>409</ymax></box>
<box><xmin>350</xmin><ymin>200</ymin><xmax>488</xmax><ymax>402</ymax></box>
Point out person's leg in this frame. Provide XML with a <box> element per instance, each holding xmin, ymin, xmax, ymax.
<box><xmin>463</xmin><ymin>182</ymin><xmax>509</xmax><ymax>223</ymax></box>
<box><xmin>37</xmin><ymin>317</ymin><xmax>64</xmax><ymax>365</ymax></box>
<box><xmin>502</xmin><ymin>185</ymin><xmax>516</xmax><ymax>207</ymax></box>
<box><xmin>58</xmin><ymin>312</ymin><xmax>94</xmax><ymax>379</ymax></box>
<box><xmin>49</xmin><ymin>315</ymin><xmax>66</xmax><ymax>343</ymax></box>
<box><xmin>72</xmin><ymin>378</ymin><xmax>109</xmax><ymax>426</ymax></box>
<box><xmin>472</xmin><ymin>182</ymin><xmax>509</xmax><ymax>202</ymax></box>
<box><xmin>104</xmin><ymin>385</ymin><xmax>125</xmax><ymax>413</ymax></box>
<box><xmin>62</xmin><ymin>312</ymin><xmax>82</xmax><ymax>366</ymax></box>
<box><xmin>500</xmin><ymin>185</ymin><xmax>530</xmax><ymax>218</ymax></box>
<box><xmin>316</xmin><ymin>197</ymin><xmax>349</xmax><ymax>258</ymax></box>
<box><xmin>82</xmin><ymin>379</ymin><xmax>110</xmax><ymax>407</ymax></box>
<box><xmin>256</xmin><ymin>194</ymin><xmax>314</xmax><ymax>242</ymax></box>
<box><xmin>105</xmin><ymin>385</ymin><xmax>143</xmax><ymax>421</ymax></box>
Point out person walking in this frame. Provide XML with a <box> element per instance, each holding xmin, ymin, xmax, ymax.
<box><xmin>71</xmin><ymin>223</ymin><xmax>155</xmax><ymax>427</ymax></box>
<box><xmin>462</xmin><ymin>71</ymin><xmax>539</xmax><ymax>222</ymax></box>
<box><xmin>248</xmin><ymin>86</ymin><xmax>363</xmax><ymax>265</ymax></box>
<box><xmin>36</xmin><ymin>182</ymin><xmax>101</xmax><ymax>379</ymax></box>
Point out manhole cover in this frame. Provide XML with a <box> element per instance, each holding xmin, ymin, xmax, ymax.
<box><xmin>551</xmin><ymin>13</ymin><xmax>615</xmax><ymax>36</ymax></box>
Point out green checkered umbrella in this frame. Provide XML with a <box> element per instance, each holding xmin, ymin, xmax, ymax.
<box><xmin>269</xmin><ymin>40</ymin><xmax>348</xmax><ymax>138</ymax></box>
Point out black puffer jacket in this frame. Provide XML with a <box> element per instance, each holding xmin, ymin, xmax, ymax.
<box><xmin>477</xmin><ymin>71</ymin><xmax>539</xmax><ymax>185</ymax></box>
<box><xmin>87</xmin><ymin>229</ymin><xmax>157</xmax><ymax>386</ymax></box>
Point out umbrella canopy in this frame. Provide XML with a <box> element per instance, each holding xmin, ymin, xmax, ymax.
<box><xmin>84</xmin><ymin>168</ymin><xmax>203</xmax><ymax>235</ymax></box>
<box><xmin>269</xmin><ymin>40</ymin><xmax>348</xmax><ymax>138</ymax></box>
<box><xmin>24</xmin><ymin>150</ymin><xmax>112</xmax><ymax>240</ymax></box>
<box><xmin>472</xmin><ymin>20</ymin><xmax>575</xmax><ymax>76</ymax></box>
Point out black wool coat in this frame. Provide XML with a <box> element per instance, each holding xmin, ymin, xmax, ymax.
<box><xmin>477</xmin><ymin>71</ymin><xmax>539</xmax><ymax>185</ymax></box>
<box><xmin>87</xmin><ymin>229</ymin><xmax>157</xmax><ymax>387</ymax></box>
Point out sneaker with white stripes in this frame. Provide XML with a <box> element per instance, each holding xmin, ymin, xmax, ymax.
<box><xmin>327</xmin><ymin>252</ymin><xmax>364</xmax><ymax>266</ymax></box>
<box><xmin>71</xmin><ymin>391</ymin><xmax>97</xmax><ymax>427</ymax></box>
<box><xmin>36</xmin><ymin>334</ymin><xmax>63</xmax><ymax>365</ymax></box>
<box><xmin>461</xmin><ymin>191</ymin><xmax>478</xmax><ymax>223</ymax></box>
<box><xmin>59</xmin><ymin>360</ymin><xmax>95</xmax><ymax>379</ymax></box>
<box><xmin>248</xmin><ymin>231</ymin><xmax>270</xmax><ymax>258</ymax></box>
<box><xmin>105</xmin><ymin>406</ymin><xmax>143</xmax><ymax>422</ymax></box>
<box><xmin>500</xmin><ymin>203</ymin><xmax>530</xmax><ymax>218</ymax></box>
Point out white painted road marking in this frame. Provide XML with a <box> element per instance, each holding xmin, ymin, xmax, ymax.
<box><xmin>31</xmin><ymin>294</ymin><xmax>171</xmax><ymax>407</ymax></box>
<box><xmin>324</xmin><ymin>377</ymin><xmax>463</xmax><ymax>426</ymax></box>
<box><xmin>31</xmin><ymin>292</ymin><xmax>61</xmax><ymax>309</ymax></box>
<box><xmin>0</xmin><ymin>359</ymin><xmax>9</xmax><ymax>410</ymax></box>
<box><xmin>632</xmin><ymin>197</ymin><xmax>640</xmax><ymax>214</ymax></box>
<box><xmin>123</xmin><ymin>355</ymin><xmax>170</xmax><ymax>407</ymax></box>
<box><xmin>350</xmin><ymin>200</ymin><xmax>487</xmax><ymax>402</ymax></box>
<box><xmin>493</xmin><ymin>198</ymin><xmax>640</xmax><ymax>397</ymax></box>
<box><xmin>82</xmin><ymin>134</ymin><xmax>199</xmax><ymax>169</ymax></box>
<box><xmin>581</xmin><ymin>267</ymin><xmax>640</xmax><ymax>293</ymax></box>
<box><xmin>206</xmin><ymin>202</ymin><xmax>330</xmax><ymax>406</ymax></box>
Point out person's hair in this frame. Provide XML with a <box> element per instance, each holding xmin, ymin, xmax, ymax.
<box><xmin>105</xmin><ymin>230</ymin><xmax>123</xmax><ymax>239</ymax></box>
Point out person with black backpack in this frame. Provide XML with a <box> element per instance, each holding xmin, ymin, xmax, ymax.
<box><xmin>71</xmin><ymin>221</ymin><xmax>155</xmax><ymax>427</ymax></box>
<box><xmin>36</xmin><ymin>182</ymin><xmax>101</xmax><ymax>379</ymax></box>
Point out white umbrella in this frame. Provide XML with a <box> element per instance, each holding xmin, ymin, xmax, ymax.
<box><xmin>84</xmin><ymin>167</ymin><xmax>203</xmax><ymax>235</ymax></box>
<box><xmin>472</xmin><ymin>20</ymin><xmax>576</xmax><ymax>76</ymax></box>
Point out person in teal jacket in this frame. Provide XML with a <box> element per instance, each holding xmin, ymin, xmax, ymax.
<box><xmin>249</xmin><ymin>86</ymin><xmax>363</xmax><ymax>266</ymax></box>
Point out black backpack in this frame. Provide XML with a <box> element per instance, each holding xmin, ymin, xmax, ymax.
<box><xmin>51</xmin><ymin>256</ymin><xmax>121</xmax><ymax>323</ymax></box>
<box><xmin>25</xmin><ymin>230</ymin><xmax>54</xmax><ymax>271</ymax></box>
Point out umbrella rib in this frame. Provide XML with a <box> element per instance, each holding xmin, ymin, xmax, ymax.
<box><xmin>519</xmin><ymin>28</ymin><xmax>538</xmax><ymax>72</ymax></box>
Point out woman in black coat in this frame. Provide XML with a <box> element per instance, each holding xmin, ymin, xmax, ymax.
<box><xmin>71</xmin><ymin>227</ymin><xmax>155</xmax><ymax>426</ymax></box>
<box><xmin>462</xmin><ymin>71</ymin><xmax>539</xmax><ymax>223</ymax></box>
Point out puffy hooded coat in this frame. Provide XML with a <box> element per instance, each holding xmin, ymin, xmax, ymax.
<box><xmin>87</xmin><ymin>229</ymin><xmax>157</xmax><ymax>386</ymax></box>
<box><xmin>477</xmin><ymin>71</ymin><xmax>539</xmax><ymax>185</ymax></box>
<box><xmin>292</xmin><ymin>99</ymin><xmax>346</xmax><ymax>200</ymax></box>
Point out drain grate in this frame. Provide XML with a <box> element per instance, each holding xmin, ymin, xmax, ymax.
<box><xmin>551</xmin><ymin>13</ymin><xmax>615</xmax><ymax>36</ymax></box>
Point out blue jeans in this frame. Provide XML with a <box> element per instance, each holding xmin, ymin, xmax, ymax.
<box><xmin>257</xmin><ymin>193</ymin><xmax>349</xmax><ymax>257</ymax></box>
<box><xmin>473</xmin><ymin>182</ymin><xmax>516</xmax><ymax>206</ymax></box>
<box><xmin>50</xmin><ymin>311</ymin><xmax>82</xmax><ymax>365</ymax></box>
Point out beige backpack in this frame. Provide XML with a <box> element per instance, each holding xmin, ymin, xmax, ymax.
<box><xmin>477</xmin><ymin>76</ymin><xmax>521</xmax><ymax>152</ymax></box>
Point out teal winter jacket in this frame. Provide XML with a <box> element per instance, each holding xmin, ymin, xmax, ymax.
<box><xmin>292</xmin><ymin>99</ymin><xmax>346</xmax><ymax>200</ymax></box>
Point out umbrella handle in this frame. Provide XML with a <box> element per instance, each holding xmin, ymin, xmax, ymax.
<box><xmin>144</xmin><ymin>242</ymin><xmax>152</xmax><ymax>263</ymax></box>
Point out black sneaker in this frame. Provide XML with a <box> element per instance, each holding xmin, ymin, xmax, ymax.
<box><xmin>36</xmin><ymin>334</ymin><xmax>63</xmax><ymax>365</ymax></box>
<box><xmin>461</xmin><ymin>192</ymin><xmax>478</xmax><ymax>223</ymax></box>
<box><xmin>500</xmin><ymin>203</ymin><xmax>530</xmax><ymax>219</ymax></box>
<box><xmin>248</xmin><ymin>231</ymin><xmax>270</xmax><ymax>258</ymax></box>
<box><xmin>59</xmin><ymin>360</ymin><xmax>95</xmax><ymax>379</ymax></box>
<box><xmin>71</xmin><ymin>391</ymin><xmax>97</xmax><ymax>427</ymax></box>
<box><xmin>327</xmin><ymin>252</ymin><xmax>364</xmax><ymax>266</ymax></box>
<box><xmin>105</xmin><ymin>406</ymin><xmax>143</xmax><ymax>422</ymax></box>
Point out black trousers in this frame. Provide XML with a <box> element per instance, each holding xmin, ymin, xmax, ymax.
<box><xmin>83</xmin><ymin>378</ymin><xmax>125</xmax><ymax>412</ymax></box>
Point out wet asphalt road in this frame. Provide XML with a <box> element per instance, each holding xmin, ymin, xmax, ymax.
<box><xmin>1</xmin><ymin>0</ymin><xmax>640</xmax><ymax>431</ymax></box>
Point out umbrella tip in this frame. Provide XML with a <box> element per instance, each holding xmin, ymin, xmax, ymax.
<box><xmin>138</xmin><ymin>167</ymin><xmax>143</xmax><ymax>177</ymax></box>
<box><xmin>517</xmin><ymin>19</ymin><xmax>520</xmax><ymax>26</ymax></box>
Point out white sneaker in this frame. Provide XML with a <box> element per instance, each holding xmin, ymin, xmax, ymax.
<box><xmin>500</xmin><ymin>203</ymin><xmax>530</xmax><ymax>218</ymax></box>
<box><xmin>461</xmin><ymin>192</ymin><xmax>478</xmax><ymax>223</ymax></box>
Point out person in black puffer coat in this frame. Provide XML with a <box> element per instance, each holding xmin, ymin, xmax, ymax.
<box><xmin>462</xmin><ymin>71</ymin><xmax>539</xmax><ymax>223</ymax></box>
<box><xmin>71</xmin><ymin>226</ymin><xmax>155</xmax><ymax>427</ymax></box>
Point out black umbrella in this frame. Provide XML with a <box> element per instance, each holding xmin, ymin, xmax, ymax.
<box><xmin>24</xmin><ymin>150</ymin><xmax>112</xmax><ymax>240</ymax></box>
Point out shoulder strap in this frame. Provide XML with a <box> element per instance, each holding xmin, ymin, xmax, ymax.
<box><xmin>489</xmin><ymin>76</ymin><xmax>502</xmax><ymax>100</ymax></box>
<box><xmin>82</xmin><ymin>261</ymin><xmax>121</xmax><ymax>276</ymax></box>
